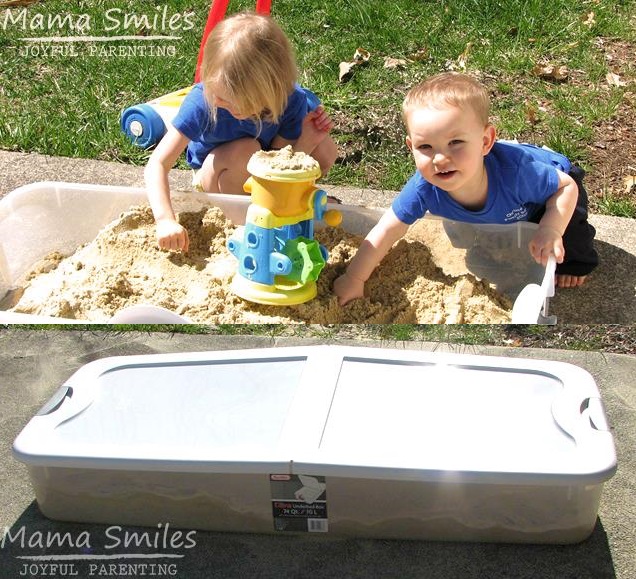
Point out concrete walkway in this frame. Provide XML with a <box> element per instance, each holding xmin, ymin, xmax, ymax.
<box><xmin>1</xmin><ymin>150</ymin><xmax>634</xmax><ymax>324</ymax></box>
<box><xmin>0</xmin><ymin>330</ymin><xmax>635</xmax><ymax>578</ymax></box>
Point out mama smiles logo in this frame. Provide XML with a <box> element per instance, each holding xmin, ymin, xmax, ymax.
<box><xmin>0</xmin><ymin>4</ymin><xmax>195</xmax><ymax>57</ymax></box>
<box><xmin>1</xmin><ymin>522</ymin><xmax>197</xmax><ymax>577</ymax></box>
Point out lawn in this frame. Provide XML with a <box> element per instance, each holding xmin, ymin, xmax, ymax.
<box><xmin>0</xmin><ymin>0</ymin><xmax>634</xmax><ymax>215</ymax></box>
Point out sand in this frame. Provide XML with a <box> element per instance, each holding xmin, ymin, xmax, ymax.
<box><xmin>249</xmin><ymin>145</ymin><xmax>320</xmax><ymax>172</ymax></box>
<box><xmin>9</xmin><ymin>205</ymin><xmax>512</xmax><ymax>323</ymax></box>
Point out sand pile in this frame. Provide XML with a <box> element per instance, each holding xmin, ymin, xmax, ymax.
<box><xmin>249</xmin><ymin>145</ymin><xmax>320</xmax><ymax>173</ymax></box>
<box><xmin>9</xmin><ymin>205</ymin><xmax>512</xmax><ymax>323</ymax></box>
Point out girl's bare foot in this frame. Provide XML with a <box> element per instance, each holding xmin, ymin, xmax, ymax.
<box><xmin>556</xmin><ymin>274</ymin><xmax>587</xmax><ymax>288</ymax></box>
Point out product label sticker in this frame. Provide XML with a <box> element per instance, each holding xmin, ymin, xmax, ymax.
<box><xmin>270</xmin><ymin>474</ymin><xmax>328</xmax><ymax>532</ymax></box>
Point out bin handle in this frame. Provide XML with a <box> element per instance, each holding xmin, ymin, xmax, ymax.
<box><xmin>581</xmin><ymin>397</ymin><xmax>610</xmax><ymax>432</ymax></box>
<box><xmin>36</xmin><ymin>385</ymin><xmax>73</xmax><ymax>416</ymax></box>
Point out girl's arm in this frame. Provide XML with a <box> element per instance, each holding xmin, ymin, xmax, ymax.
<box><xmin>333</xmin><ymin>208</ymin><xmax>410</xmax><ymax>305</ymax></box>
<box><xmin>272</xmin><ymin>106</ymin><xmax>337</xmax><ymax>175</ymax></box>
<box><xmin>144</xmin><ymin>126</ymin><xmax>191</xmax><ymax>251</ymax></box>
<box><xmin>528</xmin><ymin>169</ymin><xmax>578</xmax><ymax>266</ymax></box>
<box><xmin>271</xmin><ymin>105</ymin><xmax>332</xmax><ymax>154</ymax></box>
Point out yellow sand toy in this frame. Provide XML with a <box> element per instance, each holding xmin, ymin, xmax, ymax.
<box><xmin>227</xmin><ymin>151</ymin><xmax>342</xmax><ymax>305</ymax></box>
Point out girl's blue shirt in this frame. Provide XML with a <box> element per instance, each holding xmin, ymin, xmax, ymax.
<box><xmin>172</xmin><ymin>83</ymin><xmax>310</xmax><ymax>169</ymax></box>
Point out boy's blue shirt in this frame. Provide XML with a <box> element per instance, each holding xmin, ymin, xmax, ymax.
<box><xmin>172</xmin><ymin>83</ymin><xmax>309</xmax><ymax>169</ymax></box>
<box><xmin>392</xmin><ymin>141</ymin><xmax>572</xmax><ymax>225</ymax></box>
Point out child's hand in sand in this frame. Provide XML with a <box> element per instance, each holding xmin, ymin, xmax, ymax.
<box><xmin>156</xmin><ymin>218</ymin><xmax>189</xmax><ymax>252</ymax></box>
<box><xmin>528</xmin><ymin>225</ymin><xmax>564</xmax><ymax>267</ymax></box>
<box><xmin>333</xmin><ymin>272</ymin><xmax>365</xmax><ymax>306</ymax></box>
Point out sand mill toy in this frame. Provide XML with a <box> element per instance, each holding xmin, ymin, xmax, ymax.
<box><xmin>227</xmin><ymin>149</ymin><xmax>342</xmax><ymax>305</ymax></box>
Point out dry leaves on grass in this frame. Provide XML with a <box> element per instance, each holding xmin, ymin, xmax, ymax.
<box><xmin>383</xmin><ymin>57</ymin><xmax>408</xmax><ymax>70</ymax></box>
<box><xmin>338</xmin><ymin>47</ymin><xmax>370</xmax><ymax>82</ymax></box>
<box><xmin>446</xmin><ymin>42</ymin><xmax>473</xmax><ymax>72</ymax></box>
<box><xmin>606</xmin><ymin>72</ymin><xmax>628</xmax><ymax>87</ymax></box>
<box><xmin>0</xmin><ymin>0</ymin><xmax>39</xmax><ymax>6</ymax></box>
<box><xmin>532</xmin><ymin>63</ymin><xmax>569</xmax><ymax>81</ymax></box>
<box><xmin>582</xmin><ymin>12</ymin><xmax>596</xmax><ymax>28</ymax></box>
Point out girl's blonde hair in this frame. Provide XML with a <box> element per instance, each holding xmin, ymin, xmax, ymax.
<box><xmin>402</xmin><ymin>72</ymin><xmax>490</xmax><ymax>127</ymax></box>
<box><xmin>201</xmin><ymin>12</ymin><xmax>297</xmax><ymax>125</ymax></box>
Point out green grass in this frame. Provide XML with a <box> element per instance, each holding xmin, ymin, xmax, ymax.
<box><xmin>0</xmin><ymin>0</ymin><xmax>634</xmax><ymax>212</ymax></box>
<box><xmin>596</xmin><ymin>193</ymin><xmax>636</xmax><ymax>218</ymax></box>
<box><xmin>4</xmin><ymin>323</ymin><xmax>634</xmax><ymax>354</ymax></box>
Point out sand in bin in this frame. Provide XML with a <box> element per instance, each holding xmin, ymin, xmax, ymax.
<box><xmin>10</xmin><ymin>205</ymin><xmax>512</xmax><ymax>323</ymax></box>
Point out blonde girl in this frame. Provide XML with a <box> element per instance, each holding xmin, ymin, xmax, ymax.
<box><xmin>145</xmin><ymin>12</ymin><xmax>338</xmax><ymax>252</ymax></box>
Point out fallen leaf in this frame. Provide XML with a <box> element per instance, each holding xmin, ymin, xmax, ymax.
<box><xmin>624</xmin><ymin>175</ymin><xmax>636</xmax><ymax>194</ymax></box>
<box><xmin>410</xmin><ymin>48</ymin><xmax>428</xmax><ymax>61</ymax></box>
<box><xmin>533</xmin><ymin>63</ymin><xmax>569</xmax><ymax>81</ymax></box>
<box><xmin>338</xmin><ymin>61</ymin><xmax>356</xmax><ymax>83</ymax></box>
<box><xmin>383</xmin><ymin>57</ymin><xmax>407</xmax><ymax>69</ymax></box>
<box><xmin>583</xmin><ymin>12</ymin><xmax>596</xmax><ymax>27</ymax></box>
<box><xmin>338</xmin><ymin>48</ymin><xmax>370</xmax><ymax>83</ymax></box>
<box><xmin>606</xmin><ymin>72</ymin><xmax>627</xmax><ymax>87</ymax></box>
<box><xmin>353</xmin><ymin>47</ymin><xmax>370</xmax><ymax>64</ymax></box>
<box><xmin>525</xmin><ymin>101</ymin><xmax>539</xmax><ymax>125</ymax></box>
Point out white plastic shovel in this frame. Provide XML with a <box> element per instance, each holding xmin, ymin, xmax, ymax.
<box><xmin>511</xmin><ymin>255</ymin><xmax>556</xmax><ymax>324</ymax></box>
<box><xmin>109</xmin><ymin>304</ymin><xmax>191</xmax><ymax>324</ymax></box>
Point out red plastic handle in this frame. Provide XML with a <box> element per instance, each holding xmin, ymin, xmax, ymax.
<box><xmin>194</xmin><ymin>0</ymin><xmax>272</xmax><ymax>83</ymax></box>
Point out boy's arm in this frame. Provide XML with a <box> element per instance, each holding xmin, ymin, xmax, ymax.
<box><xmin>333</xmin><ymin>208</ymin><xmax>410</xmax><ymax>305</ymax></box>
<box><xmin>528</xmin><ymin>169</ymin><xmax>578</xmax><ymax>266</ymax></box>
<box><xmin>144</xmin><ymin>126</ymin><xmax>191</xmax><ymax>251</ymax></box>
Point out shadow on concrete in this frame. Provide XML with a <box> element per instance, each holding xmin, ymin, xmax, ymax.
<box><xmin>1</xmin><ymin>503</ymin><xmax>616</xmax><ymax>579</ymax></box>
<box><xmin>551</xmin><ymin>240</ymin><xmax>636</xmax><ymax>324</ymax></box>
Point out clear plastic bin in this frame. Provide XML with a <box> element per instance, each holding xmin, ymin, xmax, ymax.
<box><xmin>0</xmin><ymin>182</ymin><xmax>554</xmax><ymax>323</ymax></box>
<box><xmin>13</xmin><ymin>346</ymin><xmax>616</xmax><ymax>543</ymax></box>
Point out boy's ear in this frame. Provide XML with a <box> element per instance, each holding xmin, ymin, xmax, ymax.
<box><xmin>406</xmin><ymin>135</ymin><xmax>412</xmax><ymax>150</ymax></box>
<box><xmin>482</xmin><ymin>124</ymin><xmax>496</xmax><ymax>155</ymax></box>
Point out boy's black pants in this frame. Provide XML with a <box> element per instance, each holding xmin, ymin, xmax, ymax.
<box><xmin>529</xmin><ymin>165</ymin><xmax>598</xmax><ymax>276</ymax></box>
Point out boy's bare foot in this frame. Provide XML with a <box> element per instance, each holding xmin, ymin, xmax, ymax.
<box><xmin>556</xmin><ymin>274</ymin><xmax>587</xmax><ymax>288</ymax></box>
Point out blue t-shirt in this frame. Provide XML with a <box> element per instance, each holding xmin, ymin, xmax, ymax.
<box><xmin>392</xmin><ymin>141</ymin><xmax>572</xmax><ymax>225</ymax></box>
<box><xmin>172</xmin><ymin>83</ymin><xmax>316</xmax><ymax>169</ymax></box>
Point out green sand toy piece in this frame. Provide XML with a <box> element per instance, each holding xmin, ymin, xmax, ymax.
<box><xmin>285</xmin><ymin>238</ymin><xmax>326</xmax><ymax>284</ymax></box>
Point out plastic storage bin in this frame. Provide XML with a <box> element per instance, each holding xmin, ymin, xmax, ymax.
<box><xmin>13</xmin><ymin>345</ymin><xmax>616</xmax><ymax>544</ymax></box>
<box><xmin>0</xmin><ymin>182</ymin><xmax>553</xmax><ymax>323</ymax></box>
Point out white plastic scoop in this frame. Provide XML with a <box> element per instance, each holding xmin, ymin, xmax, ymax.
<box><xmin>511</xmin><ymin>255</ymin><xmax>556</xmax><ymax>324</ymax></box>
<box><xmin>110</xmin><ymin>304</ymin><xmax>191</xmax><ymax>324</ymax></box>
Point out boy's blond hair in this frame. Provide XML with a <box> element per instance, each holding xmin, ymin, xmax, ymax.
<box><xmin>402</xmin><ymin>72</ymin><xmax>490</xmax><ymax>128</ymax></box>
<box><xmin>201</xmin><ymin>12</ymin><xmax>297</xmax><ymax>125</ymax></box>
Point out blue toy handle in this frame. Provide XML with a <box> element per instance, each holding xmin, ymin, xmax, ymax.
<box><xmin>120</xmin><ymin>104</ymin><xmax>166</xmax><ymax>149</ymax></box>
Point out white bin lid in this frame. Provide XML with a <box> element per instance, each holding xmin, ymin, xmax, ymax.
<box><xmin>13</xmin><ymin>346</ymin><xmax>617</xmax><ymax>485</ymax></box>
